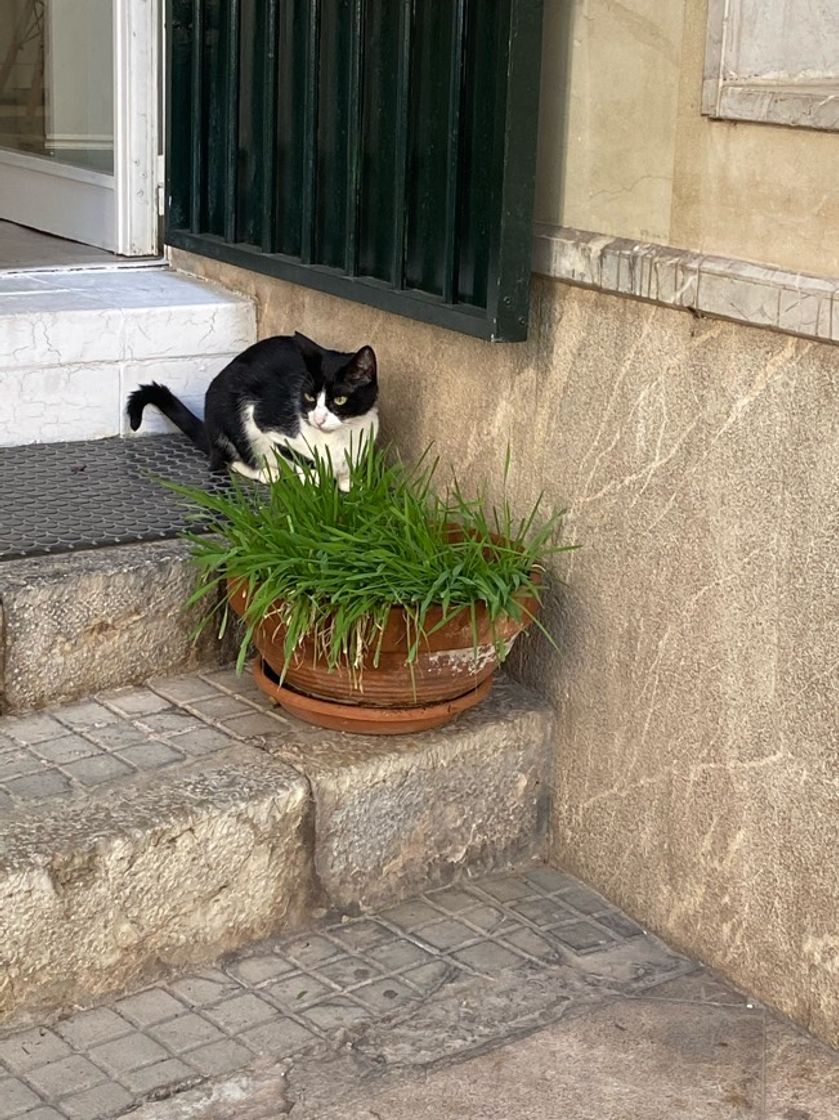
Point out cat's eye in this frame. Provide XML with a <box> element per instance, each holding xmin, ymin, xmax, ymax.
<box><xmin>304</xmin><ymin>393</ymin><xmax>316</xmax><ymax>402</ymax></box>
<box><xmin>333</xmin><ymin>395</ymin><xmax>348</xmax><ymax>406</ymax></box>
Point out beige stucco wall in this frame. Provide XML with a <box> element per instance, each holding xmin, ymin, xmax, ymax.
<box><xmin>535</xmin><ymin>0</ymin><xmax>839</xmax><ymax>276</ymax></box>
<box><xmin>172</xmin><ymin>248</ymin><xmax>839</xmax><ymax>1049</ymax></box>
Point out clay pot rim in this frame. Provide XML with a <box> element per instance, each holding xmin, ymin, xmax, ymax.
<box><xmin>253</xmin><ymin>656</ymin><xmax>493</xmax><ymax>733</ymax></box>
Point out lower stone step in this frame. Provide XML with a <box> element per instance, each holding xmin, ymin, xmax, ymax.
<box><xmin>0</xmin><ymin>668</ymin><xmax>552</xmax><ymax>1024</ymax></box>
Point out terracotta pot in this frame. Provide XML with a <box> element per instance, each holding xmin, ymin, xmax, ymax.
<box><xmin>253</xmin><ymin>656</ymin><xmax>493</xmax><ymax>735</ymax></box>
<box><xmin>228</xmin><ymin>575</ymin><xmax>539</xmax><ymax>712</ymax></box>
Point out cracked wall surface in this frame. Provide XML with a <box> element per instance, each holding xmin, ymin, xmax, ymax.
<box><xmin>172</xmin><ymin>250</ymin><xmax>839</xmax><ymax>1049</ymax></box>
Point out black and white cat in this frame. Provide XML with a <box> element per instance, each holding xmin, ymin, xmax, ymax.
<box><xmin>127</xmin><ymin>332</ymin><xmax>379</xmax><ymax>490</ymax></box>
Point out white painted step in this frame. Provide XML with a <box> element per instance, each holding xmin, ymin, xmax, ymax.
<box><xmin>0</xmin><ymin>267</ymin><xmax>255</xmax><ymax>446</ymax></box>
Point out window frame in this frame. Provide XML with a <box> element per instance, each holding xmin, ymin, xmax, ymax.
<box><xmin>702</xmin><ymin>0</ymin><xmax>839</xmax><ymax>132</ymax></box>
<box><xmin>164</xmin><ymin>0</ymin><xmax>545</xmax><ymax>343</ymax></box>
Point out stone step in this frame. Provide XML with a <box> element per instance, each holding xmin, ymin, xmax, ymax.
<box><xmin>0</xmin><ymin>669</ymin><xmax>553</xmax><ymax>1024</ymax></box>
<box><xmin>0</xmin><ymin>267</ymin><xmax>255</xmax><ymax>446</ymax></box>
<box><xmin>0</xmin><ymin>434</ymin><xmax>235</xmax><ymax>712</ymax></box>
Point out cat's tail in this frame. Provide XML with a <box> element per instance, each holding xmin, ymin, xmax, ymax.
<box><xmin>126</xmin><ymin>382</ymin><xmax>210</xmax><ymax>455</ymax></box>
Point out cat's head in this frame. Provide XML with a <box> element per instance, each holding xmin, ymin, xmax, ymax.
<box><xmin>294</xmin><ymin>332</ymin><xmax>378</xmax><ymax>433</ymax></box>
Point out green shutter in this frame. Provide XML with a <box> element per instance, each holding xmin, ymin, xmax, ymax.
<box><xmin>166</xmin><ymin>0</ymin><xmax>544</xmax><ymax>342</ymax></box>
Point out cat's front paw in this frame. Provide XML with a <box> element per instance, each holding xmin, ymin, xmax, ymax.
<box><xmin>337</xmin><ymin>474</ymin><xmax>351</xmax><ymax>493</ymax></box>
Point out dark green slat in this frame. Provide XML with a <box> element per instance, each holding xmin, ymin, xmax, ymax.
<box><xmin>456</xmin><ymin>0</ymin><xmax>501</xmax><ymax>311</ymax></box>
<box><xmin>275</xmin><ymin>0</ymin><xmax>307</xmax><ymax>257</ymax></box>
<box><xmin>343</xmin><ymin>0</ymin><xmax>363</xmax><ymax>275</ymax></box>
<box><xmin>202</xmin><ymin>0</ymin><xmax>226</xmax><ymax>236</ymax></box>
<box><xmin>236</xmin><ymin>0</ymin><xmax>258</xmax><ymax>246</ymax></box>
<box><xmin>188</xmin><ymin>0</ymin><xmax>204</xmax><ymax>232</ymax></box>
<box><xmin>223</xmin><ymin>0</ymin><xmax>240</xmax><ymax>243</ymax></box>
<box><xmin>300</xmin><ymin>0</ymin><xmax>321</xmax><ymax>264</ymax></box>
<box><xmin>314</xmin><ymin>0</ymin><xmax>353</xmax><ymax>269</ymax></box>
<box><xmin>260</xmin><ymin>0</ymin><xmax>279</xmax><ymax>252</ymax></box>
<box><xmin>167</xmin><ymin>0</ymin><xmax>194</xmax><ymax>231</ymax></box>
<box><xmin>357</xmin><ymin>0</ymin><xmax>401</xmax><ymax>282</ymax></box>
<box><xmin>391</xmin><ymin>0</ymin><xmax>413</xmax><ymax>289</ymax></box>
<box><xmin>442</xmin><ymin>0</ymin><xmax>466</xmax><ymax>304</ymax></box>
<box><xmin>486</xmin><ymin>0</ymin><xmax>543</xmax><ymax>340</ymax></box>
<box><xmin>404</xmin><ymin>0</ymin><xmax>455</xmax><ymax>296</ymax></box>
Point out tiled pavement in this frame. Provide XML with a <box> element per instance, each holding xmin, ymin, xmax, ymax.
<box><xmin>2</xmin><ymin>867</ymin><xmax>838</xmax><ymax>1119</ymax></box>
<box><xmin>0</xmin><ymin>667</ymin><xmax>285</xmax><ymax>808</ymax></box>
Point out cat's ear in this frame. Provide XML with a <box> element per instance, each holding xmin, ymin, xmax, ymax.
<box><xmin>345</xmin><ymin>345</ymin><xmax>377</xmax><ymax>385</ymax></box>
<box><xmin>293</xmin><ymin>332</ymin><xmax>322</xmax><ymax>369</ymax></box>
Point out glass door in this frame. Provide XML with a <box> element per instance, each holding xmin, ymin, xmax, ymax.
<box><xmin>0</xmin><ymin>0</ymin><xmax>159</xmax><ymax>255</ymax></box>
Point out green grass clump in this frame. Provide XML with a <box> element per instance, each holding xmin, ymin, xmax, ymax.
<box><xmin>167</xmin><ymin>442</ymin><xmax>570</xmax><ymax>678</ymax></box>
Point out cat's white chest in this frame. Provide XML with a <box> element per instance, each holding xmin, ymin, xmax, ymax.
<box><xmin>243</xmin><ymin>403</ymin><xmax>378</xmax><ymax>480</ymax></box>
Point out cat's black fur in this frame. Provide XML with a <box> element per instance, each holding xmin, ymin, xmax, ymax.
<box><xmin>126</xmin><ymin>332</ymin><xmax>378</xmax><ymax>475</ymax></box>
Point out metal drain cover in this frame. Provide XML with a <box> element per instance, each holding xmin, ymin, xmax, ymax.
<box><xmin>0</xmin><ymin>435</ymin><xmax>231</xmax><ymax>562</ymax></box>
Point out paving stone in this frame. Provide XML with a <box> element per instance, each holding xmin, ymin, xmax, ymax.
<box><xmin>199</xmin><ymin>669</ymin><xmax>256</xmax><ymax>694</ymax></box>
<box><xmin>56</xmin><ymin>1008</ymin><xmax>133</xmax><ymax>1049</ymax></box>
<box><xmin>0</xmin><ymin>750</ymin><xmax>41</xmax><ymax>781</ymax></box>
<box><xmin>379</xmin><ymin>900</ymin><xmax>441</xmax><ymax>930</ymax></box>
<box><xmin>26</xmin><ymin>1054</ymin><xmax>105</xmax><ymax>1097</ymax></box>
<box><xmin>597</xmin><ymin>911</ymin><xmax>645</xmax><ymax>939</ymax></box>
<box><xmin>451</xmin><ymin>941</ymin><xmax>524</xmax><ymax>975</ymax></box>
<box><xmin>512</xmin><ymin>895</ymin><xmax>579</xmax><ymax>928</ymax></box>
<box><xmin>0</xmin><ymin>790</ymin><xmax>12</xmax><ymax>812</ymax></box>
<box><xmin>0</xmin><ymin>1077</ymin><xmax>41</xmax><ymax>1117</ymax></box>
<box><xmin>62</xmin><ymin>755</ymin><xmax>134</xmax><ymax>786</ymax></box>
<box><xmin>138</xmin><ymin>711</ymin><xmax>205</xmax><ymax>735</ymax></box>
<box><xmin>426</xmin><ymin>888</ymin><xmax>478</xmax><ymax>913</ymax></box>
<box><xmin>222</xmin><ymin>712</ymin><xmax>288</xmax><ymax>738</ymax></box>
<box><xmin>503</xmin><ymin>927</ymin><xmax>564</xmax><ymax>961</ymax></box>
<box><xmin>551</xmin><ymin>920</ymin><xmax>614</xmax><ymax>953</ymax></box>
<box><xmin>84</xmin><ymin>723</ymin><xmax>151</xmax><ymax>751</ymax></box>
<box><xmin>329</xmin><ymin>921</ymin><xmax>392</xmax><ymax>954</ymax></box>
<box><xmin>203</xmin><ymin>995</ymin><xmax>277</xmax><ymax>1034</ymax></box>
<box><xmin>477</xmin><ymin>875</ymin><xmax>534</xmax><ymax>902</ymax></box>
<box><xmin>168</xmin><ymin>728</ymin><xmax>235</xmax><ymax>756</ymax></box>
<box><xmin>61</xmin><ymin>1082</ymin><xmax>133</xmax><ymax>1120</ymax></box>
<box><xmin>15</xmin><ymin>1109</ymin><xmax>63</xmax><ymax>1120</ymax></box>
<box><xmin>55</xmin><ymin>701</ymin><xmax>121</xmax><ymax>731</ymax></box>
<box><xmin>561</xmin><ymin>885</ymin><xmax>610</xmax><ymax>916</ymax></box>
<box><xmin>265</xmin><ymin>975</ymin><xmax>331</xmax><ymax>1009</ymax></box>
<box><xmin>121</xmin><ymin>1058</ymin><xmax>194</xmax><ymax>1095</ymax></box>
<box><xmin>240</xmin><ymin>1018</ymin><xmax>317</xmax><ymax>1056</ymax></box>
<box><xmin>148</xmin><ymin>1014</ymin><xmax>225</xmax><ymax>1053</ymax></box>
<box><xmin>401</xmin><ymin>960</ymin><xmax>459</xmax><ymax>994</ymax></box>
<box><xmin>149</xmin><ymin>676</ymin><xmax>218</xmax><ymax>704</ymax></box>
<box><xmin>104</xmin><ymin>689</ymin><xmax>172</xmax><ymax>717</ymax></box>
<box><xmin>0</xmin><ymin>714</ymin><xmax>67</xmax><ymax>745</ymax></box>
<box><xmin>115</xmin><ymin>989</ymin><xmax>186</xmax><ymax>1027</ymax></box>
<box><xmin>185</xmin><ymin>1039</ymin><xmax>253</xmax><ymax>1077</ymax></box>
<box><xmin>354</xmin><ymin>979</ymin><xmax>417</xmax><ymax>1013</ymax></box>
<box><xmin>524</xmin><ymin>866</ymin><xmax>581</xmax><ymax>893</ymax></box>
<box><xmin>0</xmin><ymin>1029</ymin><xmax>71</xmax><ymax>1072</ymax></box>
<box><xmin>6</xmin><ymin>771</ymin><xmax>71</xmax><ymax>801</ymax></box>
<box><xmin>88</xmin><ymin>1032</ymin><xmax>169</xmax><ymax>1074</ymax></box>
<box><xmin>30</xmin><ymin>736</ymin><xmax>98</xmax><ymax>765</ymax></box>
<box><xmin>116</xmin><ymin>741</ymin><xmax>184</xmax><ymax>770</ymax></box>
<box><xmin>318</xmin><ymin>957</ymin><xmax>379</xmax><ymax>989</ymax></box>
<box><xmin>189</xmin><ymin>696</ymin><xmax>255</xmax><ymax>721</ymax></box>
<box><xmin>226</xmin><ymin>954</ymin><xmax>295</xmax><ymax>987</ymax></box>
<box><xmin>169</xmin><ymin>972</ymin><xmax>240</xmax><ymax>1008</ymax></box>
<box><xmin>301</xmin><ymin>999</ymin><xmax>372</xmax><ymax>1034</ymax></box>
<box><xmin>369</xmin><ymin>940</ymin><xmax>436</xmax><ymax>973</ymax></box>
<box><xmin>279</xmin><ymin>935</ymin><xmax>340</xmax><ymax>969</ymax></box>
<box><xmin>416</xmin><ymin>920</ymin><xmax>477</xmax><ymax>951</ymax></box>
<box><xmin>458</xmin><ymin>904</ymin><xmax>512</xmax><ymax>933</ymax></box>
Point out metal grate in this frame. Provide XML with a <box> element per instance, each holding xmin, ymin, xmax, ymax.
<box><xmin>0</xmin><ymin>436</ymin><xmax>230</xmax><ymax>563</ymax></box>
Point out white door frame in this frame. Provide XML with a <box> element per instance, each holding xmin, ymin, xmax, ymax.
<box><xmin>0</xmin><ymin>0</ymin><xmax>160</xmax><ymax>256</ymax></box>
